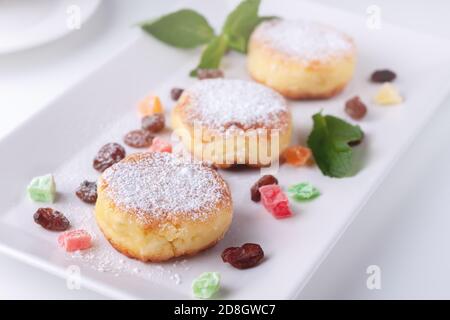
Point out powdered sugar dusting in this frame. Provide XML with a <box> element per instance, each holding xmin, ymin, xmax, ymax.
<box><xmin>253</xmin><ymin>19</ymin><xmax>353</xmax><ymax>62</ymax></box>
<box><xmin>102</xmin><ymin>152</ymin><xmax>227</xmax><ymax>223</ymax></box>
<box><xmin>184</xmin><ymin>79</ymin><xmax>288</xmax><ymax>133</ymax></box>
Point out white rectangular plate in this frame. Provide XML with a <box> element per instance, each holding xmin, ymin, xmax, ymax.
<box><xmin>2</xmin><ymin>0</ymin><xmax>450</xmax><ymax>299</ymax></box>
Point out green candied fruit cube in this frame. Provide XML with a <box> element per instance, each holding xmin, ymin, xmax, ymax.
<box><xmin>288</xmin><ymin>182</ymin><xmax>320</xmax><ymax>201</ymax></box>
<box><xmin>192</xmin><ymin>272</ymin><xmax>220</xmax><ymax>299</ymax></box>
<box><xmin>27</xmin><ymin>174</ymin><xmax>56</xmax><ymax>203</ymax></box>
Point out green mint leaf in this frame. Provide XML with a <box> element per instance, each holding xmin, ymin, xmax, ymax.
<box><xmin>307</xmin><ymin>113</ymin><xmax>364</xmax><ymax>178</ymax></box>
<box><xmin>190</xmin><ymin>34</ymin><xmax>229</xmax><ymax>76</ymax></box>
<box><xmin>222</xmin><ymin>0</ymin><xmax>261</xmax><ymax>53</ymax></box>
<box><xmin>140</xmin><ymin>9</ymin><xmax>214</xmax><ymax>48</ymax></box>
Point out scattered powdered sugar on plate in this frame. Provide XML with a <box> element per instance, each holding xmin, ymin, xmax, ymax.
<box><xmin>102</xmin><ymin>152</ymin><xmax>227</xmax><ymax>223</ymax></box>
<box><xmin>2</xmin><ymin>112</ymin><xmax>196</xmax><ymax>289</ymax></box>
<box><xmin>252</xmin><ymin>19</ymin><xmax>354</xmax><ymax>61</ymax></box>
<box><xmin>184</xmin><ymin>79</ymin><xmax>288</xmax><ymax>133</ymax></box>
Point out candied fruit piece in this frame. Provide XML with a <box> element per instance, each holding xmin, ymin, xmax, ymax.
<box><xmin>374</xmin><ymin>83</ymin><xmax>403</xmax><ymax>105</ymax></box>
<box><xmin>141</xmin><ymin>113</ymin><xmax>165</xmax><ymax>133</ymax></box>
<box><xmin>58</xmin><ymin>229</ymin><xmax>92</xmax><ymax>252</ymax></box>
<box><xmin>33</xmin><ymin>208</ymin><xmax>70</xmax><ymax>231</ymax></box>
<box><xmin>75</xmin><ymin>181</ymin><xmax>97</xmax><ymax>204</ymax></box>
<box><xmin>27</xmin><ymin>174</ymin><xmax>56</xmax><ymax>203</ymax></box>
<box><xmin>250</xmin><ymin>175</ymin><xmax>278</xmax><ymax>202</ymax></box>
<box><xmin>345</xmin><ymin>96</ymin><xmax>367</xmax><ymax>120</ymax></box>
<box><xmin>138</xmin><ymin>94</ymin><xmax>163</xmax><ymax>117</ymax></box>
<box><xmin>371</xmin><ymin>69</ymin><xmax>396</xmax><ymax>83</ymax></box>
<box><xmin>192</xmin><ymin>272</ymin><xmax>220</xmax><ymax>299</ymax></box>
<box><xmin>222</xmin><ymin>243</ymin><xmax>264</xmax><ymax>269</ymax></box>
<box><xmin>271</xmin><ymin>201</ymin><xmax>293</xmax><ymax>219</ymax></box>
<box><xmin>149</xmin><ymin>137</ymin><xmax>172</xmax><ymax>153</ymax></box>
<box><xmin>170</xmin><ymin>88</ymin><xmax>184</xmax><ymax>101</ymax></box>
<box><xmin>259</xmin><ymin>185</ymin><xmax>293</xmax><ymax>219</ymax></box>
<box><xmin>259</xmin><ymin>184</ymin><xmax>287</xmax><ymax>210</ymax></box>
<box><xmin>123</xmin><ymin>129</ymin><xmax>154</xmax><ymax>148</ymax></box>
<box><xmin>282</xmin><ymin>146</ymin><xmax>312</xmax><ymax>166</ymax></box>
<box><xmin>93</xmin><ymin>143</ymin><xmax>126</xmax><ymax>172</ymax></box>
<box><xmin>288</xmin><ymin>182</ymin><xmax>320</xmax><ymax>201</ymax></box>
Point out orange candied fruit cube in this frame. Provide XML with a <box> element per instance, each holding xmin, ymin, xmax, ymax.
<box><xmin>138</xmin><ymin>94</ymin><xmax>164</xmax><ymax>117</ymax></box>
<box><xmin>282</xmin><ymin>145</ymin><xmax>312</xmax><ymax>166</ymax></box>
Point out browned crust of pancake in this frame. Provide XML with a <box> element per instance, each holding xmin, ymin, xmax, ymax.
<box><xmin>97</xmin><ymin>222</ymin><xmax>226</xmax><ymax>262</ymax></box>
<box><xmin>171</xmin><ymin>108</ymin><xmax>292</xmax><ymax>168</ymax></box>
<box><xmin>251</xmin><ymin>77</ymin><xmax>347</xmax><ymax>100</ymax></box>
<box><xmin>247</xmin><ymin>31</ymin><xmax>356</xmax><ymax>100</ymax></box>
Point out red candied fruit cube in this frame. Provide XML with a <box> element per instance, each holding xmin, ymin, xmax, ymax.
<box><xmin>149</xmin><ymin>137</ymin><xmax>172</xmax><ymax>153</ymax></box>
<box><xmin>259</xmin><ymin>184</ymin><xmax>287</xmax><ymax>209</ymax></box>
<box><xmin>271</xmin><ymin>201</ymin><xmax>293</xmax><ymax>218</ymax></box>
<box><xmin>58</xmin><ymin>229</ymin><xmax>92</xmax><ymax>252</ymax></box>
<box><xmin>259</xmin><ymin>185</ymin><xmax>293</xmax><ymax>218</ymax></box>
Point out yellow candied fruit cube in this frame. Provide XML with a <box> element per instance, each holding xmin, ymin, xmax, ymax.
<box><xmin>138</xmin><ymin>94</ymin><xmax>164</xmax><ymax>117</ymax></box>
<box><xmin>374</xmin><ymin>83</ymin><xmax>403</xmax><ymax>105</ymax></box>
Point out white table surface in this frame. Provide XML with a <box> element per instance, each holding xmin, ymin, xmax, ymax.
<box><xmin>1</xmin><ymin>0</ymin><xmax>450</xmax><ymax>299</ymax></box>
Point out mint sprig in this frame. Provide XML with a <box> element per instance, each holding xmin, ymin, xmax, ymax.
<box><xmin>140</xmin><ymin>0</ymin><xmax>269</xmax><ymax>76</ymax></box>
<box><xmin>307</xmin><ymin>113</ymin><xmax>364</xmax><ymax>178</ymax></box>
<box><xmin>222</xmin><ymin>0</ymin><xmax>261</xmax><ymax>53</ymax></box>
<box><xmin>190</xmin><ymin>34</ymin><xmax>229</xmax><ymax>76</ymax></box>
<box><xmin>140</xmin><ymin>9</ymin><xmax>214</xmax><ymax>48</ymax></box>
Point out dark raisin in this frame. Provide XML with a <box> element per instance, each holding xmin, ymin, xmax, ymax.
<box><xmin>197</xmin><ymin>69</ymin><xmax>224</xmax><ymax>80</ymax></box>
<box><xmin>251</xmin><ymin>175</ymin><xmax>278</xmax><ymax>202</ymax></box>
<box><xmin>75</xmin><ymin>181</ymin><xmax>97</xmax><ymax>204</ymax></box>
<box><xmin>221</xmin><ymin>243</ymin><xmax>264</xmax><ymax>269</ymax></box>
<box><xmin>371</xmin><ymin>69</ymin><xmax>396</xmax><ymax>83</ymax></box>
<box><xmin>123</xmin><ymin>130</ymin><xmax>154</xmax><ymax>148</ymax></box>
<box><xmin>170</xmin><ymin>88</ymin><xmax>184</xmax><ymax>101</ymax></box>
<box><xmin>141</xmin><ymin>114</ymin><xmax>165</xmax><ymax>133</ymax></box>
<box><xmin>345</xmin><ymin>96</ymin><xmax>367</xmax><ymax>120</ymax></box>
<box><xmin>93</xmin><ymin>143</ymin><xmax>126</xmax><ymax>172</ymax></box>
<box><xmin>34</xmin><ymin>208</ymin><xmax>70</xmax><ymax>231</ymax></box>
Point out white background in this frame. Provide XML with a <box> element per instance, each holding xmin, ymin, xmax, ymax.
<box><xmin>1</xmin><ymin>0</ymin><xmax>450</xmax><ymax>299</ymax></box>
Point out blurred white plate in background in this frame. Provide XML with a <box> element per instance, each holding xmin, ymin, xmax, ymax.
<box><xmin>0</xmin><ymin>0</ymin><xmax>102</xmax><ymax>54</ymax></box>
